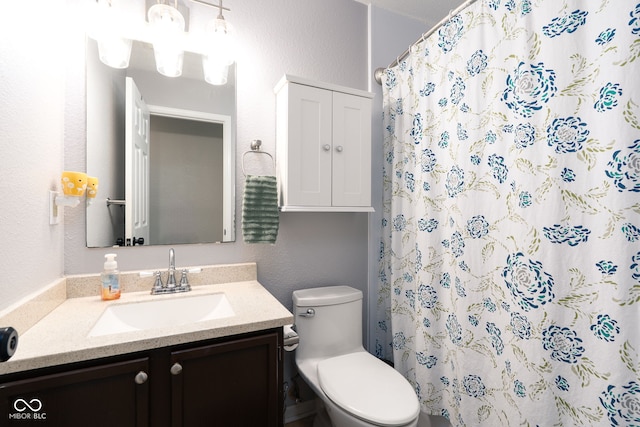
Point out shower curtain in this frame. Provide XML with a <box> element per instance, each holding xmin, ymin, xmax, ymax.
<box><xmin>377</xmin><ymin>1</ymin><xmax>640</xmax><ymax>426</ymax></box>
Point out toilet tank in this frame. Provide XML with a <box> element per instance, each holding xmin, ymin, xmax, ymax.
<box><xmin>293</xmin><ymin>286</ymin><xmax>364</xmax><ymax>361</ymax></box>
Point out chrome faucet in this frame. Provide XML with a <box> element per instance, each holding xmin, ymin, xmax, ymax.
<box><xmin>148</xmin><ymin>248</ymin><xmax>193</xmax><ymax>295</ymax></box>
<box><xmin>167</xmin><ymin>248</ymin><xmax>177</xmax><ymax>289</ymax></box>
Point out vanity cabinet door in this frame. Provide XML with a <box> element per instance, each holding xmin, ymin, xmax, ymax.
<box><xmin>169</xmin><ymin>331</ymin><xmax>281</xmax><ymax>427</ymax></box>
<box><xmin>0</xmin><ymin>357</ymin><xmax>149</xmax><ymax>427</ymax></box>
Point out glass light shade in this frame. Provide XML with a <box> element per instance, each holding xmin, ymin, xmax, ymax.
<box><xmin>148</xmin><ymin>4</ymin><xmax>185</xmax><ymax>77</ymax></box>
<box><xmin>205</xmin><ymin>17</ymin><xmax>236</xmax><ymax>66</ymax></box>
<box><xmin>98</xmin><ymin>37</ymin><xmax>133</xmax><ymax>69</ymax></box>
<box><xmin>202</xmin><ymin>17</ymin><xmax>235</xmax><ymax>85</ymax></box>
<box><xmin>86</xmin><ymin>0</ymin><xmax>132</xmax><ymax>69</ymax></box>
<box><xmin>202</xmin><ymin>58</ymin><xmax>229</xmax><ymax>85</ymax></box>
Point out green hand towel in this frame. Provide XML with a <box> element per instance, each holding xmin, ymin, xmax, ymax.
<box><xmin>242</xmin><ymin>175</ymin><xmax>279</xmax><ymax>244</ymax></box>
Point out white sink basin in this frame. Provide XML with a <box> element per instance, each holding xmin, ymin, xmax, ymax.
<box><xmin>88</xmin><ymin>293</ymin><xmax>234</xmax><ymax>337</ymax></box>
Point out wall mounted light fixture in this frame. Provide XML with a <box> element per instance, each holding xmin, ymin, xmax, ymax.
<box><xmin>147</xmin><ymin>2</ymin><xmax>186</xmax><ymax>77</ymax></box>
<box><xmin>201</xmin><ymin>0</ymin><xmax>235</xmax><ymax>85</ymax></box>
<box><xmin>85</xmin><ymin>0</ymin><xmax>236</xmax><ymax>85</ymax></box>
<box><xmin>86</xmin><ymin>0</ymin><xmax>133</xmax><ymax>68</ymax></box>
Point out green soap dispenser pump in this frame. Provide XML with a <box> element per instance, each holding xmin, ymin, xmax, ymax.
<box><xmin>101</xmin><ymin>253</ymin><xmax>121</xmax><ymax>301</ymax></box>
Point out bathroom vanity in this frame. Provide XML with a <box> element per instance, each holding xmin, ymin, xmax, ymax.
<box><xmin>0</xmin><ymin>329</ymin><xmax>281</xmax><ymax>426</ymax></box>
<box><xmin>0</xmin><ymin>263</ymin><xmax>293</xmax><ymax>427</ymax></box>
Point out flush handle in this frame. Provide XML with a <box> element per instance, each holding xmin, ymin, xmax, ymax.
<box><xmin>299</xmin><ymin>308</ymin><xmax>315</xmax><ymax>318</ymax></box>
<box><xmin>170</xmin><ymin>362</ymin><xmax>183</xmax><ymax>376</ymax></box>
<box><xmin>134</xmin><ymin>371</ymin><xmax>148</xmax><ymax>385</ymax></box>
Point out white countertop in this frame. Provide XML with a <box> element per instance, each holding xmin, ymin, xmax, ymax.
<box><xmin>0</xmin><ymin>280</ymin><xmax>293</xmax><ymax>375</ymax></box>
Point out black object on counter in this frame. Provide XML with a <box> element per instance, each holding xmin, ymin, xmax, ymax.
<box><xmin>0</xmin><ymin>326</ymin><xmax>18</xmax><ymax>361</ymax></box>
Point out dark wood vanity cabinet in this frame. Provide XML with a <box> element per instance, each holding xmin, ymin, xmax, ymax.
<box><xmin>169</xmin><ymin>332</ymin><xmax>281</xmax><ymax>427</ymax></box>
<box><xmin>0</xmin><ymin>357</ymin><xmax>150</xmax><ymax>426</ymax></box>
<box><xmin>0</xmin><ymin>328</ymin><xmax>283</xmax><ymax>427</ymax></box>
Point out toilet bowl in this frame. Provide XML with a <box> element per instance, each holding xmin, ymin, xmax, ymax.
<box><xmin>293</xmin><ymin>286</ymin><xmax>420</xmax><ymax>427</ymax></box>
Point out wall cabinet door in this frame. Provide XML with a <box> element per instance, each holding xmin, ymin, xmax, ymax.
<box><xmin>169</xmin><ymin>331</ymin><xmax>281</xmax><ymax>427</ymax></box>
<box><xmin>331</xmin><ymin>91</ymin><xmax>372</xmax><ymax>207</ymax></box>
<box><xmin>276</xmin><ymin>76</ymin><xmax>373</xmax><ymax>212</ymax></box>
<box><xmin>0</xmin><ymin>358</ymin><xmax>149</xmax><ymax>427</ymax></box>
<box><xmin>278</xmin><ymin>83</ymin><xmax>333</xmax><ymax>207</ymax></box>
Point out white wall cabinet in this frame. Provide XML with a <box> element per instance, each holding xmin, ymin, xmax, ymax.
<box><xmin>275</xmin><ymin>75</ymin><xmax>374</xmax><ymax>212</ymax></box>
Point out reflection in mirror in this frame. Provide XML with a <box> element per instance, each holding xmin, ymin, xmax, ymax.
<box><xmin>147</xmin><ymin>105</ymin><xmax>232</xmax><ymax>245</ymax></box>
<box><xmin>86</xmin><ymin>39</ymin><xmax>236</xmax><ymax>247</ymax></box>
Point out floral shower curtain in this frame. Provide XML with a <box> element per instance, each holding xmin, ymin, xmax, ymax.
<box><xmin>377</xmin><ymin>1</ymin><xmax>640</xmax><ymax>426</ymax></box>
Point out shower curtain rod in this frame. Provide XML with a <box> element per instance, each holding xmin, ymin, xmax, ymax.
<box><xmin>374</xmin><ymin>0</ymin><xmax>479</xmax><ymax>85</ymax></box>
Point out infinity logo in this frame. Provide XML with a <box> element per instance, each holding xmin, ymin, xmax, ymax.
<box><xmin>13</xmin><ymin>398</ymin><xmax>43</xmax><ymax>412</ymax></box>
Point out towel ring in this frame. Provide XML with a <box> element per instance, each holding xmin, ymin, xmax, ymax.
<box><xmin>242</xmin><ymin>140</ymin><xmax>275</xmax><ymax>177</ymax></box>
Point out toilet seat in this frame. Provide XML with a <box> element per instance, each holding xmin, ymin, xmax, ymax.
<box><xmin>317</xmin><ymin>352</ymin><xmax>420</xmax><ymax>426</ymax></box>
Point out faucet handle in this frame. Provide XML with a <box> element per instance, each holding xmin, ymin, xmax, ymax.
<box><xmin>151</xmin><ymin>271</ymin><xmax>164</xmax><ymax>294</ymax></box>
<box><xmin>141</xmin><ymin>270</ymin><xmax>166</xmax><ymax>294</ymax></box>
<box><xmin>178</xmin><ymin>269</ymin><xmax>192</xmax><ymax>292</ymax></box>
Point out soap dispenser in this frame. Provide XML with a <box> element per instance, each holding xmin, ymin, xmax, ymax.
<box><xmin>101</xmin><ymin>253</ymin><xmax>121</xmax><ymax>300</ymax></box>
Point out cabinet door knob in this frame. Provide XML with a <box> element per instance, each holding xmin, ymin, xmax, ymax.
<box><xmin>135</xmin><ymin>371</ymin><xmax>148</xmax><ymax>385</ymax></box>
<box><xmin>335</xmin><ymin>145</ymin><xmax>344</xmax><ymax>152</ymax></box>
<box><xmin>170</xmin><ymin>362</ymin><xmax>183</xmax><ymax>376</ymax></box>
<box><xmin>322</xmin><ymin>144</ymin><xmax>331</xmax><ymax>152</ymax></box>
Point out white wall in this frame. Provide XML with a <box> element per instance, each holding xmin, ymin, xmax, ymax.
<box><xmin>0</xmin><ymin>0</ymin><xmax>427</xmax><ymax>348</ymax></box>
<box><xmin>0</xmin><ymin>0</ymin><xmax>370</xmax><ymax>312</ymax></box>
<box><xmin>64</xmin><ymin>0</ymin><xmax>370</xmax><ymax>317</ymax></box>
<box><xmin>0</xmin><ymin>0</ymin><xmax>67</xmax><ymax>306</ymax></box>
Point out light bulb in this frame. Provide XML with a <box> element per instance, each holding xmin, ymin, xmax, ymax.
<box><xmin>148</xmin><ymin>4</ymin><xmax>185</xmax><ymax>77</ymax></box>
<box><xmin>86</xmin><ymin>0</ymin><xmax>132</xmax><ymax>69</ymax></box>
<box><xmin>202</xmin><ymin>17</ymin><xmax>236</xmax><ymax>85</ymax></box>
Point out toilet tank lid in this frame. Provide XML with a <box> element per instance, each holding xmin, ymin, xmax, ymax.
<box><xmin>293</xmin><ymin>286</ymin><xmax>362</xmax><ymax>307</ymax></box>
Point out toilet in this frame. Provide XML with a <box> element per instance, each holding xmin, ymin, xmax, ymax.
<box><xmin>293</xmin><ymin>286</ymin><xmax>420</xmax><ymax>427</ymax></box>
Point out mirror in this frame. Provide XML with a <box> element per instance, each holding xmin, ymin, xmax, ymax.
<box><xmin>86</xmin><ymin>39</ymin><xmax>236</xmax><ymax>247</ymax></box>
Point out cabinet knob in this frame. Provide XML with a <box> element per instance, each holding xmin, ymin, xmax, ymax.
<box><xmin>335</xmin><ymin>145</ymin><xmax>344</xmax><ymax>152</ymax></box>
<box><xmin>322</xmin><ymin>144</ymin><xmax>331</xmax><ymax>152</ymax></box>
<box><xmin>170</xmin><ymin>362</ymin><xmax>183</xmax><ymax>376</ymax></box>
<box><xmin>135</xmin><ymin>371</ymin><xmax>148</xmax><ymax>385</ymax></box>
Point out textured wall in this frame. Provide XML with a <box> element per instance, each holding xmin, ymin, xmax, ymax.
<box><xmin>0</xmin><ymin>0</ymin><xmax>66</xmax><ymax>308</ymax></box>
<box><xmin>0</xmin><ymin>0</ymin><xmax>428</xmax><ymax>351</ymax></box>
<box><xmin>64</xmin><ymin>0</ymin><xmax>370</xmax><ymax>316</ymax></box>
